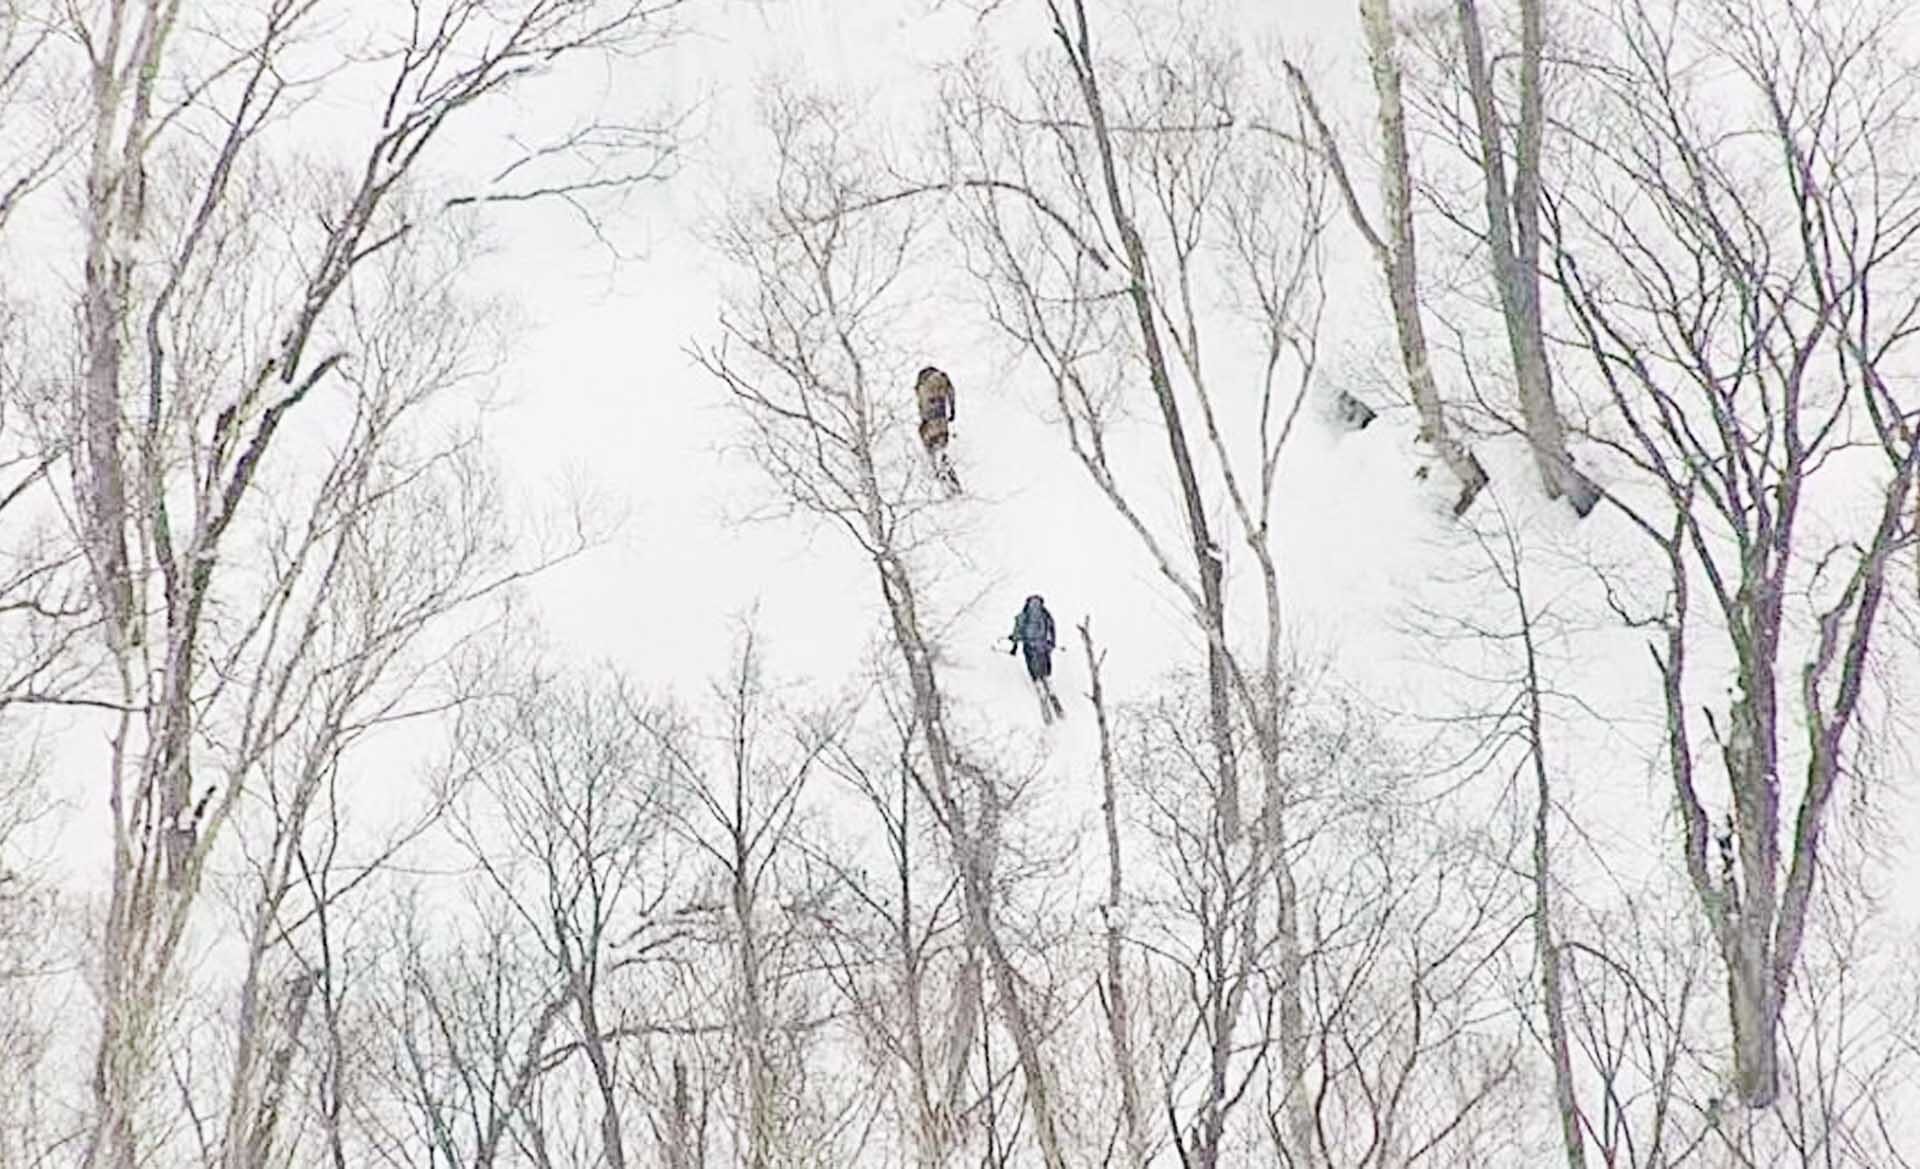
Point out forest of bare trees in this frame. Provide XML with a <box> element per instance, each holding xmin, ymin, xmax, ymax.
<box><xmin>1</xmin><ymin>0</ymin><xmax>1916</xmax><ymax>1165</ymax></box>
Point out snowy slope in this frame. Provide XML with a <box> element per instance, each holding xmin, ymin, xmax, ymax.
<box><xmin>474</xmin><ymin>0</ymin><xmax>1920</xmax><ymax>945</ymax></box>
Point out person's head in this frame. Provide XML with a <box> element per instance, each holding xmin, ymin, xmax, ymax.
<box><xmin>1025</xmin><ymin>594</ymin><xmax>1044</xmax><ymax>611</ymax></box>
<box><xmin>918</xmin><ymin>366</ymin><xmax>941</xmax><ymax>382</ymax></box>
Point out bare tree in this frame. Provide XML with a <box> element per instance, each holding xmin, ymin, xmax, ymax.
<box><xmin>0</xmin><ymin>757</ymin><xmax>77</xmax><ymax>1168</ymax></box>
<box><xmin>42</xmin><ymin>0</ymin><xmax>685</xmax><ymax>1161</ymax></box>
<box><xmin>940</xmin><ymin>10</ymin><xmax>1331</xmax><ymax>1155</ymax></box>
<box><xmin>1293</xmin><ymin>837</ymin><xmax>1525</xmax><ymax>1169</ymax></box>
<box><xmin>1404</xmin><ymin>504</ymin><xmax>1758</xmax><ymax>1165</ymax></box>
<box><xmin>650</xmin><ymin>627</ymin><xmax>859</xmax><ymax>1168</ymax></box>
<box><xmin>0</xmin><ymin>0</ymin><xmax>91</xmax><ymax>735</ymax></box>
<box><xmin>658</xmin><ymin>1055</ymin><xmax>706</xmax><ymax>1169</ymax></box>
<box><xmin>696</xmin><ymin>88</ymin><xmax>1072</xmax><ymax>1168</ymax></box>
<box><xmin>439</xmin><ymin>667</ymin><xmax>691</xmax><ymax>1169</ymax></box>
<box><xmin>1080</xmin><ymin>618</ymin><xmax>1149</xmax><ymax>1169</ymax></box>
<box><xmin>1106</xmin><ymin>666</ymin><xmax>1525</xmax><ymax>1169</ymax></box>
<box><xmin>1537</xmin><ymin>858</ymin><xmax>1920</xmax><ymax>1166</ymax></box>
<box><xmin>813</xmin><ymin>695</ymin><xmax>990</xmax><ymax>1168</ymax></box>
<box><xmin>1451</xmin><ymin>0</ymin><xmax>1596</xmax><ymax>514</ymax></box>
<box><xmin>1121</xmin><ymin>679</ymin><xmax>1292</xmax><ymax>1169</ymax></box>
<box><xmin>373</xmin><ymin>894</ymin><xmax>576</xmax><ymax>1169</ymax></box>
<box><xmin>1293</xmin><ymin>0</ymin><xmax>1609</xmax><ymax>517</ymax></box>
<box><xmin>1400</xmin><ymin>502</ymin><xmax>1604</xmax><ymax>1167</ymax></box>
<box><xmin>1557</xmin><ymin>892</ymin><xmax>1717</xmax><ymax>1168</ymax></box>
<box><xmin>1027</xmin><ymin>1</ymin><xmax>1243</xmax><ymax>843</ymax></box>
<box><xmin>1754</xmin><ymin>854</ymin><xmax>1920</xmax><ymax>1167</ymax></box>
<box><xmin>0</xmin><ymin>0</ymin><xmax>70</xmax><ymax>236</ymax></box>
<box><xmin>358</xmin><ymin>664</ymin><xmax>714</xmax><ymax>1169</ymax></box>
<box><xmin>1547</xmin><ymin>0</ymin><xmax>1920</xmax><ymax>1108</ymax></box>
<box><xmin>1288</xmin><ymin>1</ymin><xmax>1490</xmax><ymax>516</ymax></box>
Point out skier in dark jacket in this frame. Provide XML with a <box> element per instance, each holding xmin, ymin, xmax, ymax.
<box><xmin>1008</xmin><ymin>595</ymin><xmax>1066</xmax><ymax>722</ymax></box>
<box><xmin>1008</xmin><ymin>594</ymin><xmax>1056</xmax><ymax>679</ymax></box>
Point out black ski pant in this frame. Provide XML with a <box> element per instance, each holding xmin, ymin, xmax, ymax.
<box><xmin>1023</xmin><ymin>644</ymin><xmax>1052</xmax><ymax>682</ymax></box>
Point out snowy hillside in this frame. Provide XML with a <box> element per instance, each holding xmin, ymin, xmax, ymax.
<box><xmin>4</xmin><ymin>0</ymin><xmax>1917</xmax><ymax>1166</ymax></box>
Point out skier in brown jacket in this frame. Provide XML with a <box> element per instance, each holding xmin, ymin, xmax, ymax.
<box><xmin>915</xmin><ymin>366</ymin><xmax>960</xmax><ymax>494</ymax></box>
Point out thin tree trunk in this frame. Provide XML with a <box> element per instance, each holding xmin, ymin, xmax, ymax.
<box><xmin>892</xmin><ymin>750</ymin><xmax>965</xmax><ymax>1167</ymax></box>
<box><xmin>1291</xmin><ymin>3</ymin><xmax>1489</xmax><ymax>516</ymax></box>
<box><xmin>574</xmin><ymin>979</ymin><xmax>628</xmax><ymax>1169</ymax></box>
<box><xmin>78</xmin><ymin>13</ymin><xmax>174</xmax><ymax>1156</ymax></box>
<box><xmin>664</xmin><ymin>1058</ymin><xmax>696</xmax><ymax>1169</ymax></box>
<box><xmin>1514</xmin><ymin>547</ymin><xmax>1588</xmax><ymax>1169</ymax></box>
<box><xmin>734</xmin><ymin>833</ymin><xmax>773</xmax><ymax>1169</ymax></box>
<box><xmin>937</xmin><ymin>941</ymin><xmax>981</xmax><ymax>1153</ymax></box>
<box><xmin>1053</xmin><ymin>0</ymin><xmax>1240</xmax><ymax>838</ymax></box>
<box><xmin>235</xmin><ymin>972</ymin><xmax>316</xmax><ymax>1169</ymax></box>
<box><xmin>316</xmin><ymin>911</ymin><xmax>349</xmax><ymax>1169</ymax></box>
<box><xmin>1248</xmin><ymin>535</ymin><xmax>1312</xmax><ymax>1165</ymax></box>
<box><xmin>1454</xmin><ymin>0</ymin><xmax>1594</xmax><ymax>515</ymax></box>
<box><xmin>77</xmin><ymin>0</ymin><xmax>166</xmax><ymax>659</ymax></box>
<box><xmin>870</xmin><ymin>524</ymin><xmax>1066</xmax><ymax>1169</ymax></box>
<box><xmin>1079</xmin><ymin>620</ymin><xmax>1148</xmax><ymax>1169</ymax></box>
<box><xmin>1269</xmin><ymin>842</ymin><xmax>1313</xmax><ymax>1163</ymax></box>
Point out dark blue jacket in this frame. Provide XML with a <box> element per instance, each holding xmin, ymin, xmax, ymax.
<box><xmin>1010</xmin><ymin>599</ymin><xmax>1055</xmax><ymax>652</ymax></box>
